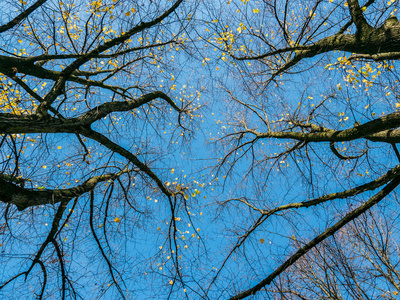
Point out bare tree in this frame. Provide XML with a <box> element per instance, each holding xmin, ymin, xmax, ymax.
<box><xmin>199</xmin><ymin>0</ymin><xmax>400</xmax><ymax>299</ymax></box>
<box><xmin>4</xmin><ymin>0</ymin><xmax>400</xmax><ymax>299</ymax></box>
<box><xmin>271</xmin><ymin>209</ymin><xmax>400</xmax><ymax>299</ymax></box>
<box><xmin>0</xmin><ymin>0</ymin><xmax>202</xmax><ymax>299</ymax></box>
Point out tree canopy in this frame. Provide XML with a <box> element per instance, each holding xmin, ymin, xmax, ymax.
<box><xmin>1</xmin><ymin>0</ymin><xmax>400</xmax><ymax>299</ymax></box>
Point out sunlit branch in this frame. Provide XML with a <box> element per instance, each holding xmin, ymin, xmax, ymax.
<box><xmin>347</xmin><ymin>0</ymin><xmax>372</xmax><ymax>32</ymax></box>
<box><xmin>231</xmin><ymin>0</ymin><xmax>400</xmax><ymax>78</ymax></box>
<box><xmin>246</xmin><ymin>111</ymin><xmax>400</xmax><ymax>143</ymax></box>
<box><xmin>349</xmin><ymin>52</ymin><xmax>400</xmax><ymax>61</ymax></box>
<box><xmin>338</xmin><ymin>0</ymin><xmax>376</xmax><ymax>34</ymax></box>
<box><xmin>231</xmin><ymin>45</ymin><xmax>309</xmax><ymax>61</ymax></box>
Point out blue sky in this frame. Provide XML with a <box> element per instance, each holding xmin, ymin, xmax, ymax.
<box><xmin>1</xmin><ymin>0</ymin><xmax>400</xmax><ymax>299</ymax></box>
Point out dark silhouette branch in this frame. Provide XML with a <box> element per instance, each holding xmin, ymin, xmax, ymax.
<box><xmin>0</xmin><ymin>0</ymin><xmax>48</xmax><ymax>33</ymax></box>
<box><xmin>36</xmin><ymin>0</ymin><xmax>184</xmax><ymax>115</ymax></box>
<box><xmin>0</xmin><ymin>169</ymin><xmax>129</xmax><ymax>210</ymax></box>
<box><xmin>229</xmin><ymin>174</ymin><xmax>400</xmax><ymax>300</ymax></box>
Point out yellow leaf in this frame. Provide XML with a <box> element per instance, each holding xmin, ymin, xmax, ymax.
<box><xmin>114</xmin><ymin>217</ymin><xmax>120</xmax><ymax>223</ymax></box>
<box><xmin>260</xmin><ymin>238</ymin><xmax>265</xmax><ymax>244</ymax></box>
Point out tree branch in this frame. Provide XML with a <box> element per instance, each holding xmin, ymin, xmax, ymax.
<box><xmin>0</xmin><ymin>0</ymin><xmax>47</xmax><ymax>33</ymax></box>
<box><xmin>347</xmin><ymin>0</ymin><xmax>372</xmax><ymax>32</ymax></box>
<box><xmin>229</xmin><ymin>174</ymin><xmax>400</xmax><ymax>300</ymax></box>
<box><xmin>80</xmin><ymin>128</ymin><xmax>172</xmax><ymax>197</ymax></box>
<box><xmin>36</xmin><ymin>0</ymin><xmax>184</xmax><ymax>115</ymax></box>
<box><xmin>231</xmin><ymin>0</ymin><xmax>400</xmax><ymax>77</ymax></box>
<box><xmin>0</xmin><ymin>169</ymin><xmax>129</xmax><ymax>210</ymax></box>
<box><xmin>247</xmin><ymin>112</ymin><xmax>400</xmax><ymax>144</ymax></box>
<box><xmin>77</xmin><ymin>91</ymin><xmax>182</xmax><ymax>125</ymax></box>
<box><xmin>329</xmin><ymin>141</ymin><xmax>367</xmax><ymax>160</ymax></box>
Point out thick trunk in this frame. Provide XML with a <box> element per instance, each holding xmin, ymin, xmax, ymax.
<box><xmin>0</xmin><ymin>172</ymin><xmax>124</xmax><ymax>210</ymax></box>
<box><xmin>0</xmin><ymin>114</ymin><xmax>80</xmax><ymax>134</ymax></box>
<box><xmin>0</xmin><ymin>178</ymin><xmax>63</xmax><ymax>210</ymax></box>
<box><xmin>298</xmin><ymin>19</ymin><xmax>400</xmax><ymax>59</ymax></box>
